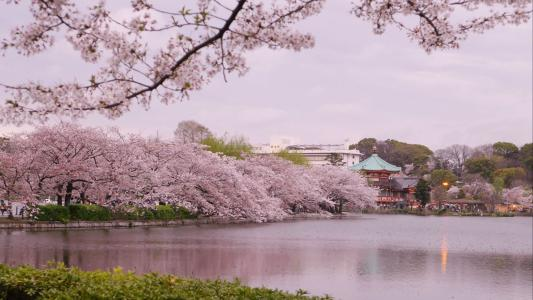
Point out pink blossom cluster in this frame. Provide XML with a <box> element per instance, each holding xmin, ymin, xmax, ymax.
<box><xmin>502</xmin><ymin>186</ymin><xmax>533</xmax><ymax>209</ymax></box>
<box><xmin>0</xmin><ymin>123</ymin><xmax>377</xmax><ymax>222</ymax></box>
<box><xmin>0</xmin><ymin>0</ymin><xmax>324</xmax><ymax>123</ymax></box>
<box><xmin>352</xmin><ymin>0</ymin><xmax>531</xmax><ymax>52</ymax></box>
<box><xmin>0</xmin><ymin>0</ymin><xmax>529</xmax><ymax>123</ymax></box>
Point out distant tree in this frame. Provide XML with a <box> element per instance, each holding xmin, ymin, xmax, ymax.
<box><xmin>275</xmin><ymin>150</ymin><xmax>309</xmax><ymax>166</ymax></box>
<box><xmin>325</xmin><ymin>153</ymin><xmax>345</xmax><ymax>166</ymax></box>
<box><xmin>471</xmin><ymin>144</ymin><xmax>494</xmax><ymax>159</ymax></box>
<box><xmin>377</xmin><ymin>139</ymin><xmax>433</xmax><ymax>172</ymax></box>
<box><xmin>492</xmin><ymin>176</ymin><xmax>505</xmax><ymax>205</ymax></box>
<box><xmin>462</xmin><ymin>179</ymin><xmax>497</xmax><ymax>212</ymax></box>
<box><xmin>492</xmin><ymin>167</ymin><xmax>527</xmax><ymax>188</ymax></box>
<box><xmin>457</xmin><ymin>189</ymin><xmax>466</xmax><ymax>199</ymax></box>
<box><xmin>201</xmin><ymin>135</ymin><xmax>251</xmax><ymax>159</ymax></box>
<box><xmin>355</xmin><ymin>138</ymin><xmax>377</xmax><ymax>159</ymax></box>
<box><xmin>432</xmin><ymin>186</ymin><xmax>448</xmax><ymax>208</ymax></box>
<box><xmin>465</xmin><ymin>157</ymin><xmax>496</xmax><ymax>180</ymax></box>
<box><xmin>503</xmin><ymin>186</ymin><xmax>533</xmax><ymax>209</ymax></box>
<box><xmin>174</xmin><ymin>120</ymin><xmax>212</xmax><ymax>144</ymax></box>
<box><xmin>430</xmin><ymin>169</ymin><xmax>457</xmax><ymax>187</ymax></box>
<box><xmin>493</xmin><ymin>142</ymin><xmax>519</xmax><ymax>159</ymax></box>
<box><xmin>414</xmin><ymin>179</ymin><xmax>430</xmax><ymax>208</ymax></box>
<box><xmin>447</xmin><ymin>186</ymin><xmax>460</xmax><ymax>199</ymax></box>
<box><xmin>434</xmin><ymin>144</ymin><xmax>473</xmax><ymax>177</ymax></box>
<box><xmin>519</xmin><ymin>143</ymin><xmax>533</xmax><ymax>178</ymax></box>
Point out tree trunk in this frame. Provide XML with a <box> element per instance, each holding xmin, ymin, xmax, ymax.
<box><xmin>64</xmin><ymin>181</ymin><xmax>73</xmax><ymax>206</ymax></box>
<box><xmin>80</xmin><ymin>191</ymin><xmax>86</xmax><ymax>204</ymax></box>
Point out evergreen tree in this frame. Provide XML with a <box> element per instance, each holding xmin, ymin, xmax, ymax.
<box><xmin>415</xmin><ymin>179</ymin><xmax>431</xmax><ymax>208</ymax></box>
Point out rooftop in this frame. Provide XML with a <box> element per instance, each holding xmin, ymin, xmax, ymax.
<box><xmin>350</xmin><ymin>154</ymin><xmax>401</xmax><ymax>172</ymax></box>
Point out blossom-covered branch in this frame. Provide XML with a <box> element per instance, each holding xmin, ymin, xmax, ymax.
<box><xmin>352</xmin><ymin>0</ymin><xmax>531</xmax><ymax>51</ymax></box>
<box><xmin>0</xmin><ymin>0</ymin><xmax>530</xmax><ymax>123</ymax></box>
<box><xmin>0</xmin><ymin>0</ymin><xmax>324</xmax><ymax>123</ymax></box>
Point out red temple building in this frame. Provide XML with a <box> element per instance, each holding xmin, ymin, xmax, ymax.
<box><xmin>350</xmin><ymin>151</ymin><xmax>418</xmax><ymax>207</ymax></box>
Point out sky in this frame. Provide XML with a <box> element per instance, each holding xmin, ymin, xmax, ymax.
<box><xmin>0</xmin><ymin>1</ymin><xmax>531</xmax><ymax>150</ymax></box>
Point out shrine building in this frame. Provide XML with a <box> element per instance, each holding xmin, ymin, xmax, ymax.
<box><xmin>350</xmin><ymin>149</ymin><xmax>417</xmax><ymax>207</ymax></box>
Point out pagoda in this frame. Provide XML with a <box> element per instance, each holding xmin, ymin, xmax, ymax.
<box><xmin>350</xmin><ymin>147</ymin><xmax>402</xmax><ymax>205</ymax></box>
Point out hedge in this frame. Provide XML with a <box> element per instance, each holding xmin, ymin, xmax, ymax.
<box><xmin>154</xmin><ymin>205</ymin><xmax>176</xmax><ymax>221</ymax></box>
<box><xmin>175</xmin><ymin>206</ymin><xmax>197</xmax><ymax>219</ymax></box>
<box><xmin>68</xmin><ymin>205</ymin><xmax>112</xmax><ymax>221</ymax></box>
<box><xmin>35</xmin><ymin>205</ymin><xmax>196</xmax><ymax>222</ymax></box>
<box><xmin>0</xmin><ymin>264</ymin><xmax>331</xmax><ymax>300</ymax></box>
<box><xmin>36</xmin><ymin>205</ymin><xmax>69</xmax><ymax>223</ymax></box>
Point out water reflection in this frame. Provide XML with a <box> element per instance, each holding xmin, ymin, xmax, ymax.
<box><xmin>0</xmin><ymin>216</ymin><xmax>531</xmax><ymax>300</ymax></box>
<box><xmin>441</xmin><ymin>235</ymin><xmax>448</xmax><ymax>274</ymax></box>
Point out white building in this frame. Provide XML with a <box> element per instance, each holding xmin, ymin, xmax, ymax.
<box><xmin>253</xmin><ymin>139</ymin><xmax>362</xmax><ymax>168</ymax></box>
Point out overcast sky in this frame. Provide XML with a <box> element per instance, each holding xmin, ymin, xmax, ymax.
<box><xmin>0</xmin><ymin>1</ymin><xmax>531</xmax><ymax>150</ymax></box>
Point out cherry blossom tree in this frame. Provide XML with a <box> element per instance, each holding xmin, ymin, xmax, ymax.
<box><xmin>502</xmin><ymin>186</ymin><xmax>532</xmax><ymax>209</ymax></box>
<box><xmin>0</xmin><ymin>0</ymin><xmax>529</xmax><ymax>123</ymax></box>
<box><xmin>446</xmin><ymin>185</ymin><xmax>460</xmax><ymax>199</ymax></box>
<box><xmin>0</xmin><ymin>137</ymin><xmax>37</xmax><ymax>201</ymax></box>
<box><xmin>22</xmin><ymin>123</ymin><xmax>111</xmax><ymax>205</ymax></box>
<box><xmin>309</xmin><ymin>165</ymin><xmax>377</xmax><ymax>213</ymax></box>
<box><xmin>236</xmin><ymin>155</ymin><xmax>325</xmax><ymax>213</ymax></box>
<box><xmin>462</xmin><ymin>179</ymin><xmax>496</xmax><ymax>211</ymax></box>
<box><xmin>0</xmin><ymin>123</ymin><xmax>378</xmax><ymax>221</ymax></box>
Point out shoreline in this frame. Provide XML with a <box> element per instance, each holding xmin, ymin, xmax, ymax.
<box><xmin>0</xmin><ymin>213</ymin><xmax>339</xmax><ymax>230</ymax></box>
<box><xmin>1</xmin><ymin>211</ymin><xmax>530</xmax><ymax>230</ymax></box>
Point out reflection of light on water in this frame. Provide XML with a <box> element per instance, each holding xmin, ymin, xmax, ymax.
<box><xmin>441</xmin><ymin>236</ymin><xmax>448</xmax><ymax>274</ymax></box>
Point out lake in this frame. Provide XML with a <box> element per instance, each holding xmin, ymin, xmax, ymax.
<box><xmin>0</xmin><ymin>215</ymin><xmax>531</xmax><ymax>299</ymax></box>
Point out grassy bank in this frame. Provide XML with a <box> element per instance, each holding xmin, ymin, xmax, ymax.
<box><xmin>0</xmin><ymin>264</ymin><xmax>330</xmax><ymax>300</ymax></box>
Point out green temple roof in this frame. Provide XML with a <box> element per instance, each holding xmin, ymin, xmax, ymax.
<box><xmin>350</xmin><ymin>154</ymin><xmax>401</xmax><ymax>172</ymax></box>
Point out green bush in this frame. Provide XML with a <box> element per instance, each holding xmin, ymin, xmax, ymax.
<box><xmin>275</xmin><ymin>150</ymin><xmax>309</xmax><ymax>166</ymax></box>
<box><xmin>111</xmin><ymin>206</ymin><xmax>176</xmax><ymax>221</ymax></box>
<box><xmin>493</xmin><ymin>211</ymin><xmax>515</xmax><ymax>217</ymax></box>
<box><xmin>111</xmin><ymin>206</ymin><xmax>143</xmax><ymax>220</ymax></box>
<box><xmin>68</xmin><ymin>204</ymin><xmax>112</xmax><ymax>221</ymax></box>
<box><xmin>154</xmin><ymin>205</ymin><xmax>176</xmax><ymax>221</ymax></box>
<box><xmin>201</xmin><ymin>135</ymin><xmax>252</xmax><ymax>159</ymax></box>
<box><xmin>36</xmin><ymin>205</ymin><xmax>69</xmax><ymax>223</ymax></box>
<box><xmin>174</xmin><ymin>206</ymin><xmax>197</xmax><ymax>219</ymax></box>
<box><xmin>139</xmin><ymin>208</ymin><xmax>155</xmax><ymax>220</ymax></box>
<box><xmin>0</xmin><ymin>264</ymin><xmax>330</xmax><ymax>300</ymax></box>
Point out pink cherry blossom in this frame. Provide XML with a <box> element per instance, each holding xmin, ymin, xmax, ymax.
<box><xmin>0</xmin><ymin>0</ymin><xmax>528</xmax><ymax>123</ymax></box>
<box><xmin>0</xmin><ymin>123</ymin><xmax>377</xmax><ymax>221</ymax></box>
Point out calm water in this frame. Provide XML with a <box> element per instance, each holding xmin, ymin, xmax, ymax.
<box><xmin>0</xmin><ymin>215</ymin><xmax>531</xmax><ymax>300</ymax></box>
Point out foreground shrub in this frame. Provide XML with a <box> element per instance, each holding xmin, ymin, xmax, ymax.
<box><xmin>36</xmin><ymin>205</ymin><xmax>69</xmax><ymax>223</ymax></box>
<box><xmin>0</xmin><ymin>264</ymin><xmax>330</xmax><ymax>300</ymax></box>
<box><xmin>174</xmin><ymin>206</ymin><xmax>197</xmax><ymax>219</ymax></box>
<box><xmin>68</xmin><ymin>205</ymin><xmax>112</xmax><ymax>221</ymax></box>
<box><xmin>154</xmin><ymin>205</ymin><xmax>176</xmax><ymax>221</ymax></box>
